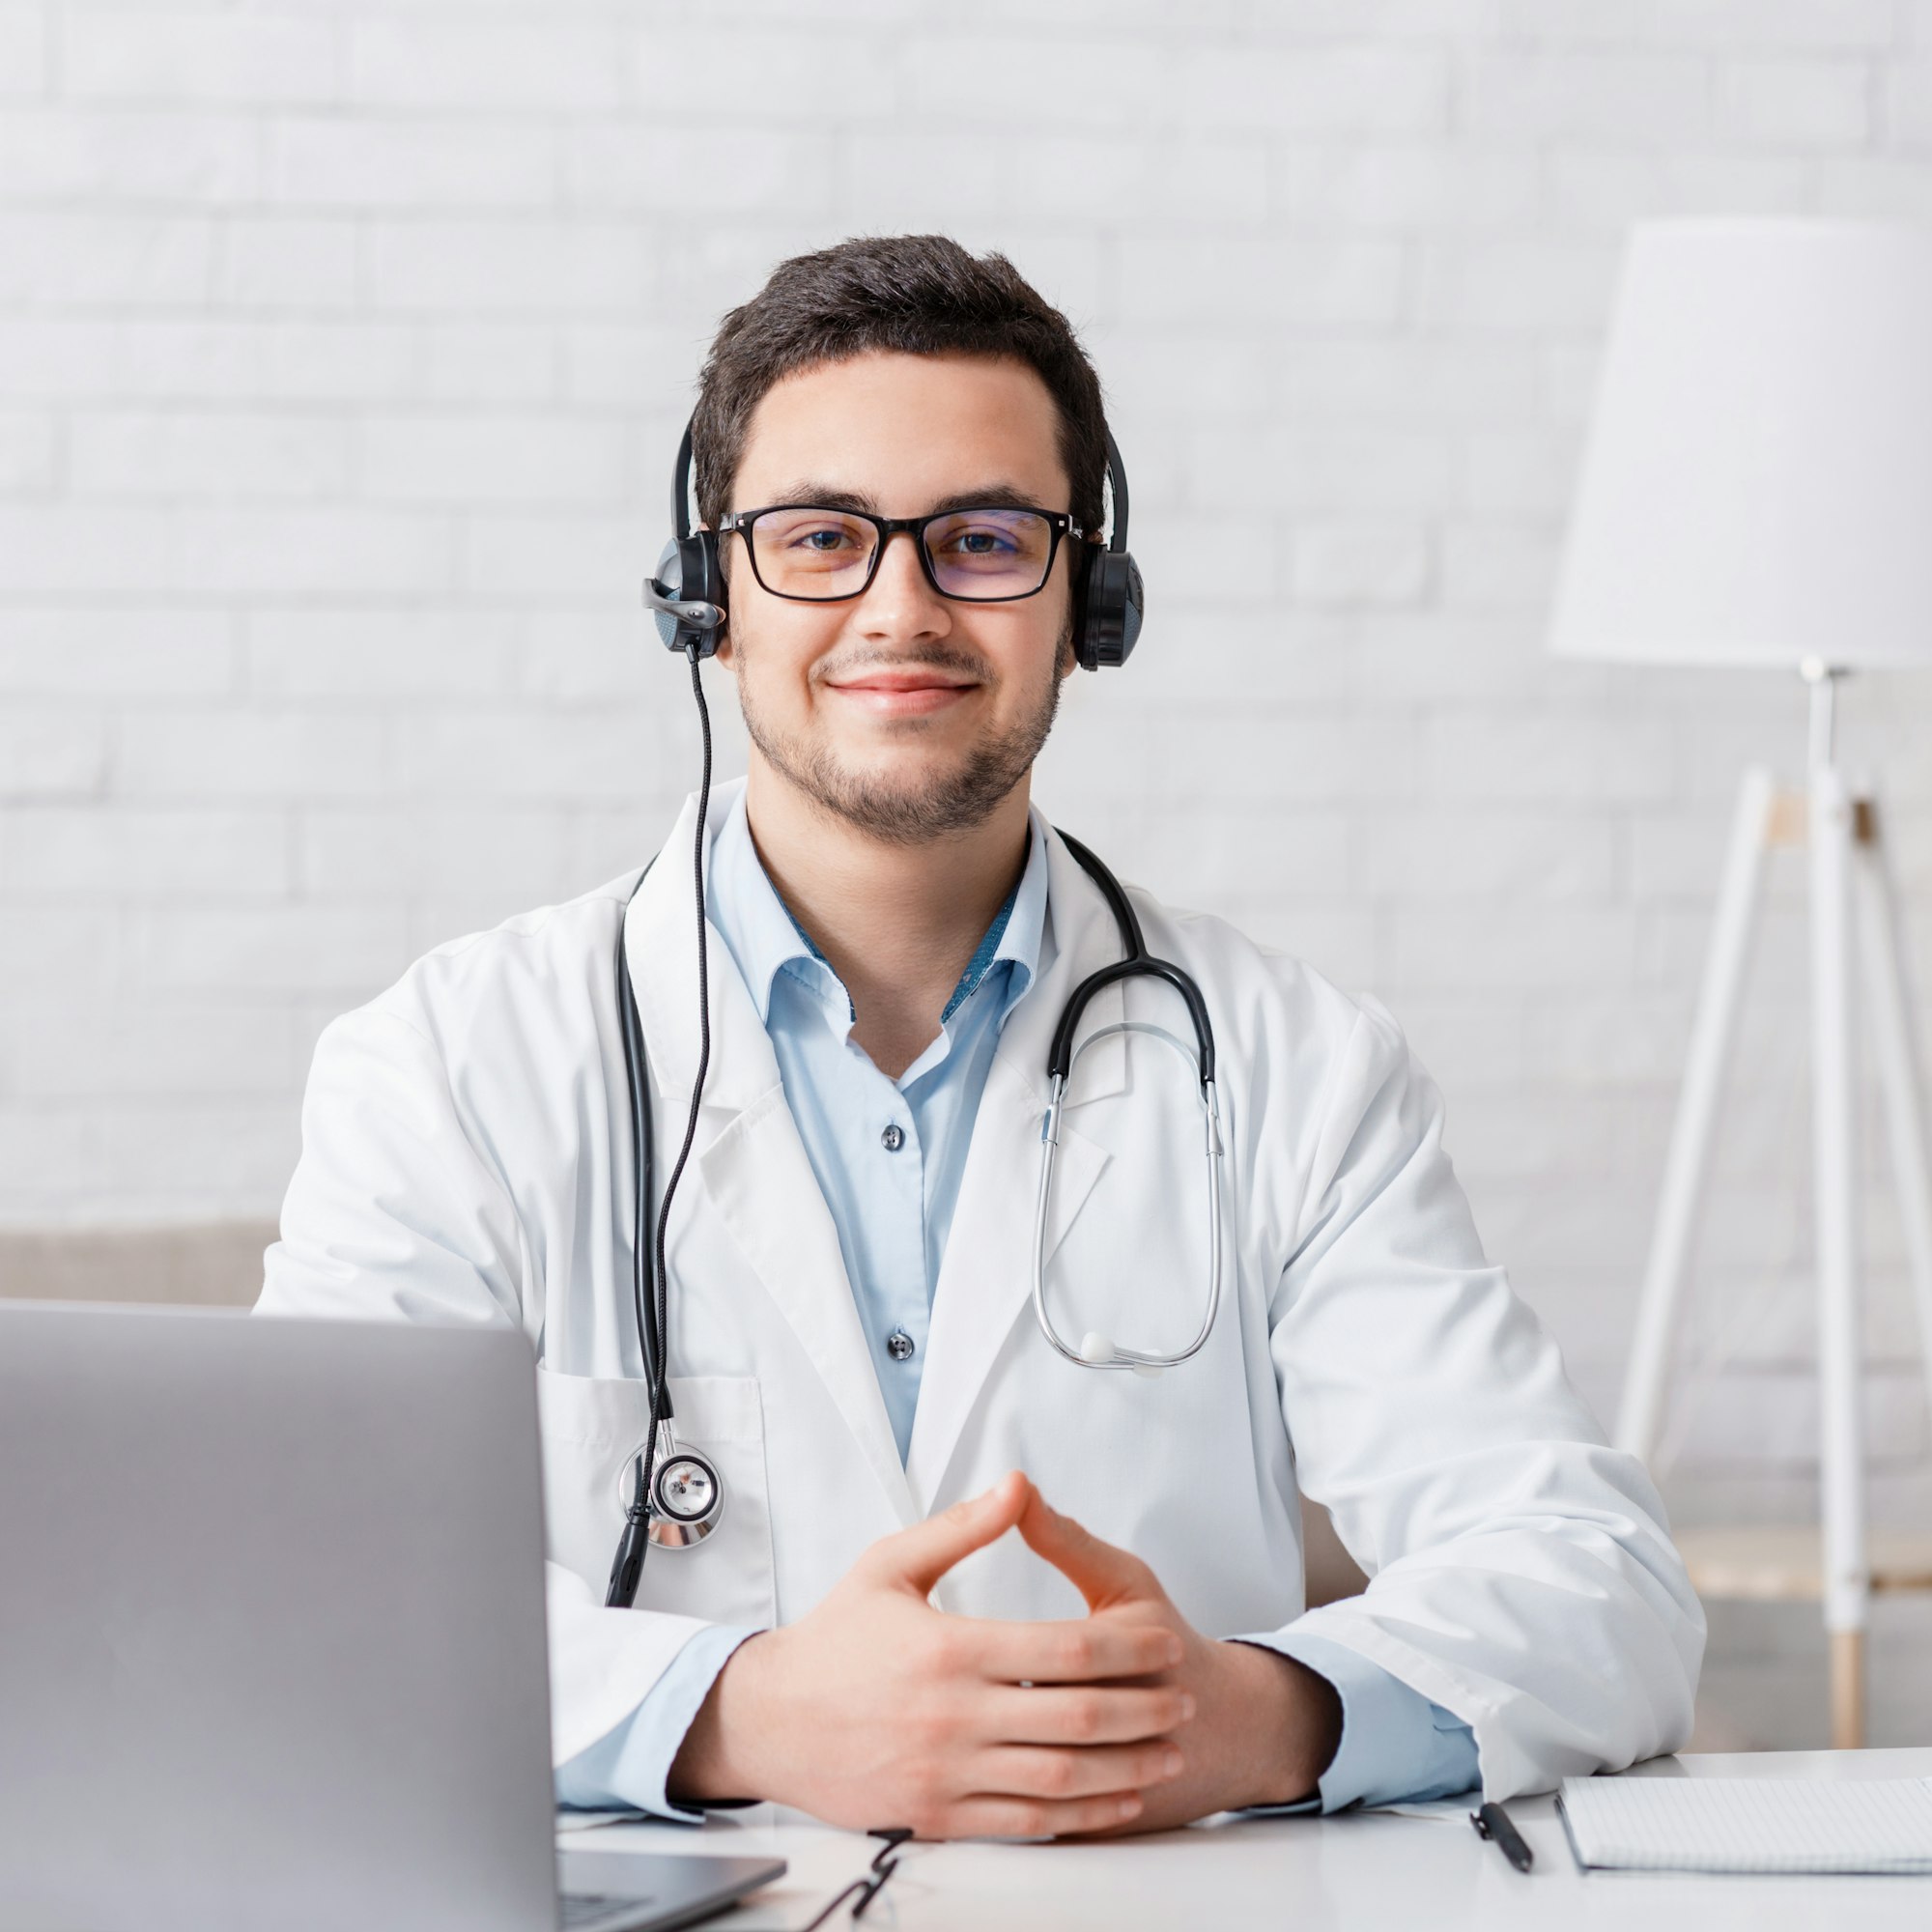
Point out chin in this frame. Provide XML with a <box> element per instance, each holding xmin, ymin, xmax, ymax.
<box><xmin>837</xmin><ymin>755</ymin><xmax>980</xmax><ymax>808</ymax></box>
<box><xmin>749</xmin><ymin>700</ymin><xmax>1043</xmax><ymax>843</ymax></box>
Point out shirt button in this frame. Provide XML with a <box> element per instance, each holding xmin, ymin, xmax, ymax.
<box><xmin>885</xmin><ymin>1328</ymin><xmax>916</xmax><ymax>1362</ymax></box>
<box><xmin>880</xmin><ymin>1122</ymin><xmax>905</xmax><ymax>1151</ymax></box>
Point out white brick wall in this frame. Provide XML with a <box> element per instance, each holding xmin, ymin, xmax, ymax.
<box><xmin>5</xmin><ymin>0</ymin><xmax>1932</xmax><ymax>1738</ymax></box>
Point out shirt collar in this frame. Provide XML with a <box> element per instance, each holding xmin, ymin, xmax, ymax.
<box><xmin>707</xmin><ymin>786</ymin><xmax>1048</xmax><ymax>1033</ymax></box>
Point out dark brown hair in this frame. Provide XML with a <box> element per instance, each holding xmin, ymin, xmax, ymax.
<box><xmin>691</xmin><ymin>234</ymin><xmax>1109</xmax><ymax>534</ymax></box>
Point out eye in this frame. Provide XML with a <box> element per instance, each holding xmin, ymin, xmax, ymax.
<box><xmin>953</xmin><ymin>526</ymin><xmax>1016</xmax><ymax>555</ymax></box>
<box><xmin>932</xmin><ymin>519</ymin><xmax>1026</xmax><ymax>556</ymax></box>
<box><xmin>794</xmin><ymin>523</ymin><xmax>862</xmax><ymax>553</ymax></box>
<box><xmin>924</xmin><ymin>510</ymin><xmax>1051</xmax><ymax>577</ymax></box>
<box><xmin>751</xmin><ymin>509</ymin><xmax>874</xmax><ymax>564</ymax></box>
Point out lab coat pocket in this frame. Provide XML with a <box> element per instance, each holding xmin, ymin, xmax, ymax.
<box><xmin>533</xmin><ymin>1365</ymin><xmax>777</xmax><ymax>1631</ymax></box>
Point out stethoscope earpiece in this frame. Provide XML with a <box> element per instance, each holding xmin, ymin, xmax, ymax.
<box><xmin>1078</xmin><ymin>1331</ymin><xmax>1166</xmax><ymax>1379</ymax></box>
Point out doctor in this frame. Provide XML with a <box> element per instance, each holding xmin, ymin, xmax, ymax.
<box><xmin>260</xmin><ymin>233</ymin><xmax>1703</xmax><ymax>1840</ymax></box>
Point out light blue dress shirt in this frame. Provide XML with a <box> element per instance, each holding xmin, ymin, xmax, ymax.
<box><xmin>556</xmin><ymin>795</ymin><xmax>1479</xmax><ymax>1818</ymax></box>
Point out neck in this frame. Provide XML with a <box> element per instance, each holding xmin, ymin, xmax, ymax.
<box><xmin>742</xmin><ymin>756</ymin><xmax>1032</xmax><ymax>1079</ymax></box>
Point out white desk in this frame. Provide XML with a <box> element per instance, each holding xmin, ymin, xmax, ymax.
<box><xmin>558</xmin><ymin>1748</ymin><xmax>1932</xmax><ymax>1930</ymax></box>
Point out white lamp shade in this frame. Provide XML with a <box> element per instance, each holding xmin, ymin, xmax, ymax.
<box><xmin>1551</xmin><ymin>219</ymin><xmax>1932</xmax><ymax>669</ymax></box>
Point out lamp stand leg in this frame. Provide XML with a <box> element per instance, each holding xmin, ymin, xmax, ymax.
<box><xmin>1616</xmin><ymin>766</ymin><xmax>1776</xmax><ymax>1461</ymax></box>
<box><xmin>1808</xmin><ymin>679</ymin><xmax>1868</xmax><ymax>1750</ymax></box>
<box><xmin>1852</xmin><ymin>796</ymin><xmax>1932</xmax><ymax>1451</ymax></box>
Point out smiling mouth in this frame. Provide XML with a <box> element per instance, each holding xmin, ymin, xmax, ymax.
<box><xmin>823</xmin><ymin>667</ymin><xmax>981</xmax><ymax>715</ymax></box>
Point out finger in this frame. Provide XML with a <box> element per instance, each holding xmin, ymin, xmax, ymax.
<box><xmin>862</xmin><ymin>1469</ymin><xmax>1035</xmax><ymax>1597</ymax></box>
<box><xmin>972</xmin><ymin>1615</ymin><xmax>1181</xmax><ymax>1685</ymax></box>
<box><xmin>972</xmin><ymin>1742</ymin><xmax>1184</xmax><ymax>1804</ymax></box>
<box><xmin>938</xmin><ymin>1791</ymin><xmax>1150</xmax><ymax>1840</ymax></box>
<box><xmin>982</xmin><ymin>1682</ymin><xmax>1196</xmax><ymax>1747</ymax></box>
<box><xmin>1014</xmin><ymin>1489</ymin><xmax>1160</xmax><ymax>1610</ymax></box>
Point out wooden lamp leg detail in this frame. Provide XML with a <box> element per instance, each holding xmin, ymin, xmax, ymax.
<box><xmin>1831</xmin><ymin>1628</ymin><xmax>1866</xmax><ymax>1752</ymax></box>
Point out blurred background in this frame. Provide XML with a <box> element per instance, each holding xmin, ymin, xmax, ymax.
<box><xmin>3</xmin><ymin>0</ymin><xmax>1930</xmax><ymax>1750</ymax></box>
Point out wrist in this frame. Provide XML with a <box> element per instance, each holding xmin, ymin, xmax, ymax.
<box><xmin>1221</xmin><ymin>1639</ymin><xmax>1342</xmax><ymax>1809</ymax></box>
<box><xmin>668</xmin><ymin>1629</ymin><xmax>780</xmax><ymax>1805</ymax></box>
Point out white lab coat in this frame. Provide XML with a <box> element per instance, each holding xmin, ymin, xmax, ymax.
<box><xmin>259</xmin><ymin>778</ymin><xmax>1703</xmax><ymax>1800</ymax></box>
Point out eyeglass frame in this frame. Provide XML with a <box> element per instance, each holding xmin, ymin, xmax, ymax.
<box><xmin>796</xmin><ymin>1827</ymin><xmax>914</xmax><ymax>1930</ymax></box>
<box><xmin>715</xmin><ymin>501</ymin><xmax>1094</xmax><ymax>606</ymax></box>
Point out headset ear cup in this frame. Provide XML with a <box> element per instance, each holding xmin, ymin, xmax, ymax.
<box><xmin>649</xmin><ymin>533</ymin><xmax>728</xmax><ymax>657</ymax></box>
<box><xmin>684</xmin><ymin>531</ymin><xmax>727</xmax><ymax>659</ymax></box>
<box><xmin>1076</xmin><ymin>549</ymin><xmax>1145</xmax><ymax>670</ymax></box>
<box><xmin>650</xmin><ymin>538</ymin><xmax>685</xmax><ymax>650</ymax></box>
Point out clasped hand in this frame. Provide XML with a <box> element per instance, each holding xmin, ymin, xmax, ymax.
<box><xmin>669</xmin><ymin>1469</ymin><xmax>1339</xmax><ymax>1838</ymax></box>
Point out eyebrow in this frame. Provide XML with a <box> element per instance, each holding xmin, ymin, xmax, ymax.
<box><xmin>753</xmin><ymin>481</ymin><xmax>1058</xmax><ymax>518</ymax></box>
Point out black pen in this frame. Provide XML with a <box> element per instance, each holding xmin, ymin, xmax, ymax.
<box><xmin>1470</xmin><ymin>1800</ymin><xmax>1534</xmax><ymax>1873</ymax></box>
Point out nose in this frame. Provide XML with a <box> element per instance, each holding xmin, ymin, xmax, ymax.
<box><xmin>857</xmin><ymin>526</ymin><xmax>951</xmax><ymax>639</ymax></box>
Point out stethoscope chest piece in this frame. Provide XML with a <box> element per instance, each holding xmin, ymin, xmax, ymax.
<box><xmin>617</xmin><ymin>1419</ymin><xmax>724</xmax><ymax>1551</ymax></box>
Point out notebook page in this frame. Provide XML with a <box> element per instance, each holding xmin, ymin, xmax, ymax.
<box><xmin>1557</xmin><ymin>1776</ymin><xmax>1932</xmax><ymax>1874</ymax></box>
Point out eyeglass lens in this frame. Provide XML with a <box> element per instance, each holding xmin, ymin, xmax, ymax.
<box><xmin>748</xmin><ymin>507</ymin><xmax>1055</xmax><ymax>601</ymax></box>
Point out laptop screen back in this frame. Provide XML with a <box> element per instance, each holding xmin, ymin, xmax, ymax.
<box><xmin>0</xmin><ymin>1303</ymin><xmax>558</xmax><ymax>1932</ymax></box>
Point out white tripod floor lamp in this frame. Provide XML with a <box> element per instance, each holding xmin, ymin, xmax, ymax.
<box><xmin>1550</xmin><ymin>220</ymin><xmax>1932</xmax><ymax>1748</ymax></box>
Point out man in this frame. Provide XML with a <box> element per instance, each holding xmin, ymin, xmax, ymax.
<box><xmin>260</xmin><ymin>234</ymin><xmax>1703</xmax><ymax>1839</ymax></box>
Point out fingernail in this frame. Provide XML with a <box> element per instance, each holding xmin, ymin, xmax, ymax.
<box><xmin>1161</xmin><ymin>1748</ymin><xmax>1183</xmax><ymax>1779</ymax></box>
<box><xmin>1179</xmin><ymin>1692</ymin><xmax>1197</xmax><ymax>1722</ymax></box>
<box><xmin>1165</xmin><ymin>1635</ymin><xmax>1183</xmax><ymax>1665</ymax></box>
<box><xmin>1118</xmin><ymin>1796</ymin><xmax>1142</xmax><ymax>1819</ymax></box>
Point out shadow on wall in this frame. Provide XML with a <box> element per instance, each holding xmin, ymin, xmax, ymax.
<box><xmin>0</xmin><ymin>1220</ymin><xmax>1373</xmax><ymax>1606</ymax></box>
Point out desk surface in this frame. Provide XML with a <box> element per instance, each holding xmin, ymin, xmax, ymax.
<box><xmin>558</xmin><ymin>1748</ymin><xmax>1932</xmax><ymax>1931</ymax></box>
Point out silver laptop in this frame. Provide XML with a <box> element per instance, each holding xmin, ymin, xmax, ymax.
<box><xmin>0</xmin><ymin>1301</ymin><xmax>784</xmax><ymax>1932</ymax></box>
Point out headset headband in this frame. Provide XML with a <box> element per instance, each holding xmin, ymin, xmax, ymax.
<box><xmin>672</xmin><ymin>420</ymin><xmax>696</xmax><ymax>543</ymax></box>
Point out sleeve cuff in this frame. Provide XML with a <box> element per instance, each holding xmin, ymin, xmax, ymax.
<box><xmin>1225</xmin><ymin>1630</ymin><xmax>1481</xmax><ymax>1815</ymax></box>
<box><xmin>554</xmin><ymin>1623</ymin><xmax>761</xmax><ymax>1822</ymax></box>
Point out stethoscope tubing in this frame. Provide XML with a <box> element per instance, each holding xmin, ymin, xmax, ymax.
<box><xmin>1032</xmin><ymin>1023</ymin><xmax>1225</xmax><ymax>1375</ymax></box>
<box><xmin>609</xmin><ymin>818</ymin><xmax>1223</xmax><ymax>1604</ymax></box>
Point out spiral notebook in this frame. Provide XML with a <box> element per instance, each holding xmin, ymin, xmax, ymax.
<box><xmin>1556</xmin><ymin>1776</ymin><xmax>1932</xmax><ymax>1875</ymax></box>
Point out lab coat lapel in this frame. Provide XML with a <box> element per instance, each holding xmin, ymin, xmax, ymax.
<box><xmin>625</xmin><ymin>781</ymin><xmax>917</xmax><ymax>1528</ymax></box>
<box><xmin>904</xmin><ymin>825</ymin><xmax>1135</xmax><ymax>1512</ymax></box>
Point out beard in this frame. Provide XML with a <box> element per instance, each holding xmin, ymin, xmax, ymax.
<box><xmin>729</xmin><ymin>618</ymin><xmax>1071</xmax><ymax>846</ymax></box>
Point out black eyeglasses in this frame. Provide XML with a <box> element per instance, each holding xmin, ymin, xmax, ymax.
<box><xmin>797</xmin><ymin>1828</ymin><xmax>913</xmax><ymax>1930</ymax></box>
<box><xmin>718</xmin><ymin>503</ymin><xmax>1089</xmax><ymax>604</ymax></box>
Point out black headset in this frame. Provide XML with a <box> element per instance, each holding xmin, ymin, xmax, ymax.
<box><xmin>641</xmin><ymin>413</ymin><xmax>1145</xmax><ymax>670</ymax></box>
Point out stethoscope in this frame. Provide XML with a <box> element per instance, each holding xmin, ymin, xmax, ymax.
<box><xmin>604</xmin><ymin>644</ymin><xmax>727</xmax><ymax>1613</ymax></box>
<box><xmin>603</xmin><ymin>763</ymin><xmax>1223</xmax><ymax>1609</ymax></box>
<box><xmin>610</xmin><ymin>848</ymin><xmax>727</xmax><ymax>1565</ymax></box>
<box><xmin>1034</xmin><ymin>830</ymin><xmax>1224</xmax><ymax>1378</ymax></box>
